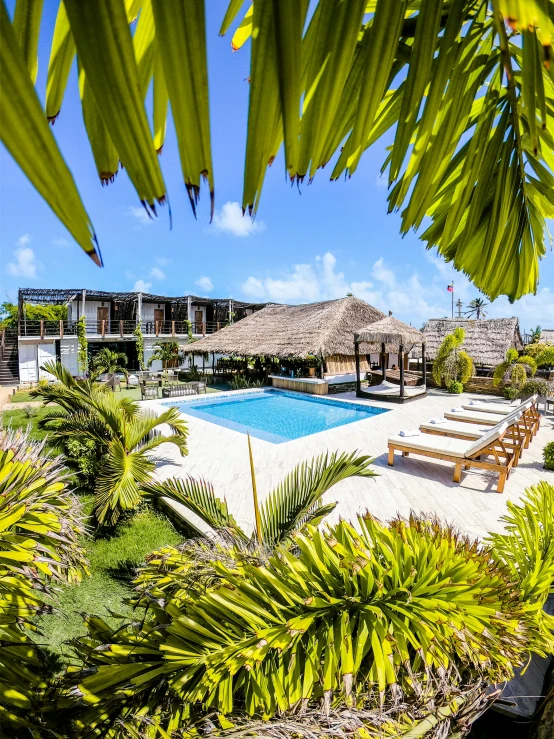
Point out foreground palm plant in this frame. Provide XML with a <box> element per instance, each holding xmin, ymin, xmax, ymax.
<box><xmin>1</xmin><ymin>1</ymin><xmax>553</xmax><ymax>300</ymax></box>
<box><xmin>493</xmin><ymin>347</ymin><xmax>537</xmax><ymax>393</ymax></box>
<box><xmin>0</xmin><ymin>428</ymin><xmax>87</xmax><ymax>733</ymax></box>
<box><xmin>432</xmin><ymin>327</ymin><xmax>475</xmax><ymax>389</ymax></box>
<box><xmin>63</xmin><ymin>481</ymin><xmax>554</xmax><ymax>738</ymax></box>
<box><xmin>32</xmin><ymin>361</ymin><xmax>189</xmax><ymax>525</ymax></box>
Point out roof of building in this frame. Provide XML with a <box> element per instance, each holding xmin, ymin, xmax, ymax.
<box><xmin>412</xmin><ymin>317</ymin><xmax>523</xmax><ymax>365</ymax></box>
<box><xmin>540</xmin><ymin>329</ymin><xmax>554</xmax><ymax>344</ymax></box>
<box><xmin>355</xmin><ymin>315</ymin><xmax>424</xmax><ymax>352</ymax></box>
<box><xmin>182</xmin><ymin>296</ymin><xmax>385</xmax><ymax>359</ymax></box>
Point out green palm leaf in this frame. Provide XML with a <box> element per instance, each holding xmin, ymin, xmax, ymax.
<box><xmin>260</xmin><ymin>450</ymin><xmax>375</xmax><ymax>546</ymax></box>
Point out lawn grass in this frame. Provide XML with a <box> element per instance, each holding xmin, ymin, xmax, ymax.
<box><xmin>40</xmin><ymin>496</ymin><xmax>183</xmax><ymax>667</ymax></box>
<box><xmin>8</xmin><ymin>389</ymin><xmax>36</xmax><ymax>403</ymax></box>
<box><xmin>1</xmin><ymin>405</ymin><xmax>55</xmax><ymax>441</ymax></box>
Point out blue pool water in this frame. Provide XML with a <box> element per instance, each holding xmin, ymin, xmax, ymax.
<box><xmin>168</xmin><ymin>390</ymin><xmax>388</xmax><ymax>444</ymax></box>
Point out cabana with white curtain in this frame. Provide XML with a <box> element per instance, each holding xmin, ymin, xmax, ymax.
<box><xmin>354</xmin><ymin>316</ymin><xmax>427</xmax><ymax>403</ymax></box>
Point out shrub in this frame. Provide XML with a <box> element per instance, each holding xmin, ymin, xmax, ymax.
<box><xmin>544</xmin><ymin>442</ymin><xmax>554</xmax><ymax>471</ymax></box>
<box><xmin>432</xmin><ymin>327</ymin><xmax>474</xmax><ymax>388</ymax></box>
<box><xmin>230</xmin><ymin>374</ymin><xmax>264</xmax><ymax>390</ymax></box>
<box><xmin>448</xmin><ymin>380</ymin><xmax>463</xmax><ymax>394</ymax></box>
<box><xmin>517</xmin><ymin>378</ymin><xmax>552</xmax><ymax>398</ymax></box>
<box><xmin>493</xmin><ymin>348</ymin><xmax>536</xmax><ymax>392</ymax></box>
<box><xmin>536</xmin><ymin>345</ymin><xmax>554</xmax><ymax>368</ymax></box>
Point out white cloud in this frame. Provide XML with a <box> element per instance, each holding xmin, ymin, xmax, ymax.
<box><xmin>52</xmin><ymin>237</ymin><xmax>69</xmax><ymax>248</ymax></box>
<box><xmin>375</xmin><ymin>174</ymin><xmax>388</xmax><ymax>189</ymax></box>
<box><xmin>155</xmin><ymin>256</ymin><xmax>169</xmax><ymax>266</ymax></box>
<box><xmin>150</xmin><ymin>267</ymin><xmax>165</xmax><ymax>280</ymax></box>
<box><xmin>17</xmin><ymin>233</ymin><xmax>31</xmax><ymax>247</ymax></box>
<box><xmin>372</xmin><ymin>257</ymin><xmax>396</xmax><ymax>289</ymax></box>
<box><xmin>133</xmin><ymin>279</ymin><xmax>152</xmax><ymax>292</ymax></box>
<box><xmin>7</xmin><ymin>242</ymin><xmax>38</xmax><ymax>279</ymax></box>
<box><xmin>127</xmin><ymin>205</ymin><xmax>153</xmax><ymax>226</ymax></box>
<box><xmin>195</xmin><ymin>275</ymin><xmax>214</xmax><ymax>293</ymax></box>
<box><xmin>213</xmin><ymin>201</ymin><xmax>264</xmax><ymax>238</ymax></box>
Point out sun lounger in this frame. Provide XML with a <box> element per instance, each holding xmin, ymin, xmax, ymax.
<box><xmin>461</xmin><ymin>398</ymin><xmax>521</xmax><ymax>414</ymax></box>
<box><xmin>388</xmin><ymin>422</ymin><xmax>514</xmax><ymax>493</ymax></box>
<box><xmin>444</xmin><ymin>396</ymin><xmax>539</xmax><ymax>433</ymax></box>
<box><xmin>420</xmin><ymin>411</ymin><xmax>527</xmax><ymax>466</ymax></box>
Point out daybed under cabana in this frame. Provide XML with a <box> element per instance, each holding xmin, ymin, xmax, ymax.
<box><xmin>354</xmin><ymin>316</ymin><xmax>427</xmax><ymax>403</ymax></box>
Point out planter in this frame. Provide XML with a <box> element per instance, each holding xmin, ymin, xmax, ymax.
<box><xmin>308</xmin><ymin>367</ymin><xmax>316</xmax><ymax>377</ymax></box>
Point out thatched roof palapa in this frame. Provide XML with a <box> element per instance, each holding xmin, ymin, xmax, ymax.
<box><xmin>355</xmin><ymin>315</ymin><xmax>424</xmax><ymax>353</ymax></box>
<box><xmin>182</xmin><ymin>296</ymin><xmax>385</xmax><ymax>359</ymax></box>
<box><xmin>412</xmin><ymin>317</ymin><xmax>523</xmax><ymax>366</ymax></box>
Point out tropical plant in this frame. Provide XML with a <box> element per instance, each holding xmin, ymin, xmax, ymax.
<box><xmin>230</xmin><ymin>374</ymin><xmax>264</xmax><ymax>390</ymax></box>
<box><xmin>465</xmin><ymin>298</ymin><xmax>488</xmax><ymax>319</ymax></box>
<box><xmin>76</xmin><ymin>315</ymin><xmax>88</xmax><ymax>375</ymax></box>
<box><xmin>536</xmin><ymin>345</ymin><xmax>554</xmax><ymax>368</ymax></box>
<box><xmin>448</xmin><ymin>379</ymin><xmax>464</xmax><ymax>393</ymax></box>
<box><xmin>147</xmin><ymin>340</ymin><xmax>184</xmax><ymax>368</ymax></box>
<box><xmin>90</xmin><ymin>347</ymin><xmax>128</xmax><ymax>379</ymax></box>
<box><xmin>133</xmin><ymin>320</ymin><xmax>145</xmax><ymax>370</ymax></box>
<box><xmin>63</xmin><ymin>482</ymin><xmax>554</xmax><ymax>738</ymax></box>
<box><xmin>31</xmin><ymin>361</ymin><xmax>189</xmax><ymax>524</ymax></box>
<box><xmin>2</xmin><ymin>2</ymin><xmax>553</xmax><ymax>301</ymax></box>
<box><xmin>517</xmin><ymin>378</ymin><xmax>552</xmax><ymax>399</ymax></box>
<box><xmin>493</xmin><ymin>348</ymin><xmax>537</xmax><ymax>392</ymax></box>
<box><xmin>530</xmin><ymin>325</ymin><xmax>543</xmax><ymax>342</ymax></box>
<box><xmin>0</xmin><ymin>427</ymin><xmax>87</xmax><ymax>733</ymax></box>
<box><xmin>0</xmin><ymin>301</ymin><xmax>67</xmax><ymax>329</ymax></box>
<box><xmin>432</xmin><ymin>327</ymin><xmax>474</xmax><ymax>388</ymax></box>
<box><xmin>543</xmin><ymin>442</ymin><xmax>554</xmax><ymax>470</ymax></box>
<box><xmin>525</xmin><ymin>341</ymin><xmax>548</xmax><ymax>358</ymax></box>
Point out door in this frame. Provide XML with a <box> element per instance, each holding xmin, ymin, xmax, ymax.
<box><xmin>154</xmin><ymin>308</ymin><xmax>164</xmax><ymax>333</ymax></box>
<box><xmin>194</xmin><ymin>310</ymin><xmax>203</xmax><ymax>333</ymax></box>
<box><xmin>38</xmin><ymin>344</ymin><xmax>56</xmax><ymax>380</ymax></box>
<box><xmin>19</xmin><ymin>343</ymin><xmax>38</xmax><ymax>383</ymax></box>
<box><xmin>97</xmin><ymin>306</ymin><xmax>109</xmax><ymax>334</ymax></box>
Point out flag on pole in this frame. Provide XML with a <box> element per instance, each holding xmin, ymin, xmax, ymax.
<box><xmin>447</xmin><ymin>283</ymin><xmax>454</xmax><ymax>292</ymax></box>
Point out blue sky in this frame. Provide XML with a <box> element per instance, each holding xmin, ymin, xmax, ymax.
<box><xmin>1</xmin><ymin>3</ymin><xmax>553</xmax><ymax>332</ymax></box>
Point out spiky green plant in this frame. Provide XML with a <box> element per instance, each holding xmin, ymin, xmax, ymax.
<box><xmin>493</xmin><ymin>348</ymin><xmax>537</xmax><ymax>391</ymax></box>
<box><xmin>31</xmin><ymin>361</ymin><xmax>189</xmax><ymax>525</ymax></box>
<box><xmin>60</xmin><ymin>480</ymin><xmax>554</xmax><ymax>738</ymax></box>
<box><xmin>536</xmin><ymin>346</ymin><xmax>554</xmax><ymax>368</ymax></box>
<box><xmin>2</xmin><ymin>2</ymin><xmax>553</xmax><ymax>300</ymax></box>
<box><xmin>90</xmin><ymin>347</ymin><xmax>129</xmax><ymax>380</ymax></box>
<box><xmin>0</xmin><ymin>428</ymin><xmax>87</xmax><ymax>733</ymax></box>
<box><xmin>147</xmin><ymin>340</ymin><xmax>184</xmax><ymax>368</ymax></box>
<box><xmin>432</xmin><ymin>327</ymin><xmax>474</xmax><ymax>388</ymax></box>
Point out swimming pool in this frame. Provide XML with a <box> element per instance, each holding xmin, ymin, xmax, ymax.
<box><xmin>167</xmin><ymin>389</ymin><xmax>388</xmax><ymax>443</ymax></box>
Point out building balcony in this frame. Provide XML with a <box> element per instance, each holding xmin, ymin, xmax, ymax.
<box><xmin>18</xmin><ymin>319</ymin><xmax>224</xmax><ymax>340</ymax></box>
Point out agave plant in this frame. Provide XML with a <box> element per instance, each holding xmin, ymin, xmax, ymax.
<box><xmin>63</xmin><ymin>481</ymin><xmax>554</xmax><ymax>738</ymax></box>
<box><xmin>432</xmin><ymin>327</ymin><xmax>475</xmax><ymax>388</ymax></box>
<box><xmin>1</xmin><ymin>1</ymin><xmax>553</xmax><ymax>300</ymax></box>
<box><xmin>32</xmin><ymin>361</ymin><xmax>189</xmax><ymax>525</ymax></box>
<box><xmin>493</xmin><ymin>348</ymin><xmax>537</xmax><ymax>392</ymax></box>
<box><xmin>0</xmin><ymin>428</ymin><xmax>87</xmax><ymax>733</ymax></box>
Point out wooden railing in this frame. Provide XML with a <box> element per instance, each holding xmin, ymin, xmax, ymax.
<box><xmin>19</xmin><ymin>319</ymin><xmax>223</xmax><ymax>338</ymax></box>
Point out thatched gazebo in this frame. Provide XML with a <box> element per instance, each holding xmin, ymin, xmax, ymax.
<box><xmin>182</xmin><ymin>296</ymin><xmax>385</xmax><ymax>393</ymax></box>
<box><xmin>354</xmin><ymin>315</ymin><xmax>426</xmax><ymax>403</ymax></box>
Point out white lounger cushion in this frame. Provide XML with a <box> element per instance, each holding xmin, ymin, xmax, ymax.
<box><xmin>466</xmin><ymin>398</ymin><xmax>521</xmax><ymax>410</ymax></box>
<box><xmin>419</xmin><ymin>421</ymin><xmax>491</xmax><ymax>439</ymax></box>
<box><xmin>465</xmin><ymin>422</ymin><xmax>507</xmax><ymax>456</ymax></box>
<box><xmin>388</xmin><ymin>433</ymin><xmax>473</xmax><ymax>458</ymax></box>
<box><xmin>462</xmin><ymin>403</ymin><xmax>515</xmax><ymax>415</ymax></box>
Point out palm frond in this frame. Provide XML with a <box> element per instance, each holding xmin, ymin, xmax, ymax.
<box><xmin>260</xmin><ymin>450</ymin><xmax>375</xmax><ymax>546</ymax></box>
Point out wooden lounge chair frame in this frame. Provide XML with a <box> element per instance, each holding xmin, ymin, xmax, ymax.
<box><xmin>444</xmin><ymin>400</ymin><xmax>540</xmax><ymax>443</ymax></box>
<box><xmin>388</xmin><ymin>427</ymin><xmax>515</xmax><ymax>493</ymax></box>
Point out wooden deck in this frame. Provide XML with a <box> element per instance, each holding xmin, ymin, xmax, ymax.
<box><xmin>145</xmin><ymin>388</ymin><xmax>554</xmax><ymax>541</ymax></box>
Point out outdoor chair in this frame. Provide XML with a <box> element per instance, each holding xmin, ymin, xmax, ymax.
<box><xmin>419</xmin><ymin>411</ymin><xmax>527</xmax><ymax>466</ymax></box>
<box><xmin>127</xmin><ymin>374</ymin><xmax>139</xmax><ymax>387</ymax></box>
<box><xmin>141</xmin><ymin>385</ymin><xmax>159</xmax><ymax>400</ymax></box>
<box><xmin>443</xmin><ymin>395</ymin><xmax>539</xmax><ymax>438</ymax></box>
<box><xmin>461</xmin><ymin>398</ymin><xmax>521</xmax><ymax>414</ymax></box>
<box><xmin>387</xmin><ymin>423</ymin><xmax>514</xmax><ymax>493</ymax></box>
<box><xmin>162</xmin><ymin>383</ymin><xmax>198</xmax><ymax>398</ymax></box>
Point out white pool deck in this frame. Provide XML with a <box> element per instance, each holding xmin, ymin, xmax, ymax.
<box><xmin>142</xmin><ymin>388</ymin><xmax>554</xmax><ymax>541</ymax></box>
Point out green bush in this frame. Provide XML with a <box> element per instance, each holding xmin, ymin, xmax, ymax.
<box><xmin>64</xmin><ymin>436</ymin><xmax>102</xmax><ymax>492</ymax></box>
<box><xmin>517</xmin><ymin>378</ymin><xmax>552</xmax><ymax>398</ymax></box>
<box><xmin>544</xmin><ymin>442</ymin><xmax>554</xmax><ymax>471</ymax></box>
<box><xmin>503</xmin><ymin>385</ymin><xmax>519</xmax><ymax>399</ymax></box>
<box><xmin>448</xmin><ymin>380</ymin><xmax>463</xmax><ymax>394</ymax></box>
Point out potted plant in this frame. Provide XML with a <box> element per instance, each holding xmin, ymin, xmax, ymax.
<box><xmin>306</xmin><ymin>354</ymin><xmax>319</xmax><ymax>377</ymax></box>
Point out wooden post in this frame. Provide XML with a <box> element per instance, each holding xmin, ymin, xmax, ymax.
<box><xmin>155</xmin><ymin>320</ymin><xmax>160</xmax><ymax>337</ymax></box>
<box><xmin>422</xmin><ymin>342</ymin><xmax>427</xmax><ymax>387</ymax></box>
<box><xmin>354</xmin><ymin>341</ymin><xmax>361</xmax><ymax>395</ymax></box>
<box><xmin>59</xmin><ymin>320</ymin><xmax>64</xmax><ymax>339</ymax></box>
<box><xmin>120</xmin><ymin>320</ymin><xmax>124</xmax><ymax>338</ymax></box>
<box><xmin>381</xmin><ymin>342</ymin><xmax>387</xmax><ymax>382</ymax></box>
<box><xmin>217</xmin><ymin>321</ymin><xmax>220</xmax><ymax>332</ymax></box>
<box><xmin>40</xmin><ymin>320</ymin><xmax>44</xmax><ymax>340</ymax></box>
<box><xmin>202</xmin><ymin>322</ymin><xmax>206</xmax><ymax>337</ymax></box>
<box><xmin>212</xmin><ymin>352</ymin><xmax>215</xmax><ymax>378</ymax></box>
<box><xmin>101</xmin><ymin>320</ymin><xmax>106</xmax><ymax>338</ymax></box>
<box><xmin>399</xmin><ymin>344</ymin><xmax>405</xmax><ymax>399</ymax></box>
<box><xmin>171</xmin><ymin>320</ymin><xmax>175</xmax><ymax>337</ymax></box>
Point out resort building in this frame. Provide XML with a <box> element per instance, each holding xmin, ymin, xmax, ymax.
<box><xmin>413</xmin><ymin>317</ymin><xmax>524</xmax><ymax>369</ymax></box>
<box><xmin>9</xmin><ymin>288</ymin><xmax>266</xmax><ymax>384</ymax></box>
<box><xmin>183</xmin><ymin>296</ymin><xmax>397</xmax><ymax>394</ymax></box>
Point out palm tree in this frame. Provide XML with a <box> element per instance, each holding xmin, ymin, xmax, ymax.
<box><xmin>2</xmin><ymin>2</ymin><xmax>552</xmax><ymax>301</ymax></box>
<box><xmin>0</xmin><ymin>427</ymin><xmax>87</xmax><ymax>734</ymax></box>
<box><xmin>493</xmin><ymin>348</ymin><xmax>537</xmax><ymax>393</ymax></box>
<box><xmin>90</xmin><ymin>347</ymin><xmax>128</xmax><ymax>379</ymax></box>
<box><xmin>465</xmin><ymin>298</ymin><xmax>488</xmax><ymax>319</ymax></box>
<box><xmin>432</xmin><ymin>327</ymin><xmax>475</xmax><ymax>389</ymax></box>
<box><xmin>31</xmin><ymin>361</ymin><xmax>189</xmax><ymax>525</ymax></box>
<box><xmin>65</xmin><ymin>483</ymin><xmax>554</xmax><ymax>739</ymax></box>
<box><xmin>147</xmin><ymin>341</ymin><xmax>183</xmax><ymax>369</ymax></box>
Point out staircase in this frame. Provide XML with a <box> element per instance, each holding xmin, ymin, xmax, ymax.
<box><xmin>0</xmin><ymin>329</ymin><xmax>19</xmax><ymax>385</ymax></box>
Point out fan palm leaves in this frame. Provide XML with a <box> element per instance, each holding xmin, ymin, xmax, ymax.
<box><xmin>493</xmin><ymin>347</ymin><xmax>537</xmax><ymax>390</ymax></box>
<box><xmin>147</xmin><ymin>340</ymin><xmax>184</xmax><ymax>368</ymax></box>
<box><xmin>465</xmin><ymin>297</ymin><xmax>489</xmax><ymax>319</ymax></box>
<box><xmin>31</xmin><ymin>361</ymin><xmax>189</xmax><ymax>525</ymax></box>
<box><xmin>64</xmin><ymin>482</ymin><xmax>554</xmax><ymax>738</ymax></box>
<box><xmin>90</xmin><ymin>348</ymin><xmax>128</xmax><ymax>379</ymax></box>
<box><xmin>0</xmin><ymin>427</ymin><xmax>87</xmax><ymax>732</ymax></box>
<box><xmin>1</xmin><ymin>2</ymin><xmax>553</xmax><ymax>300</ymax></box>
